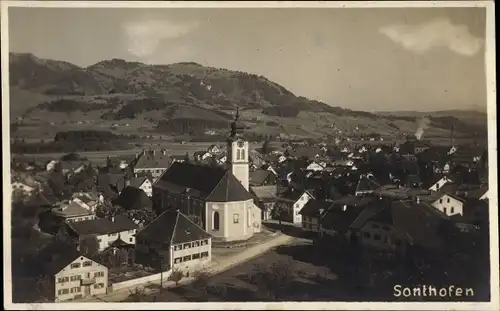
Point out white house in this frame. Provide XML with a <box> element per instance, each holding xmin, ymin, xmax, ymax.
<box><xmin>11</xmin><ymin>181</ymin><xmax>36</xmax><ymax>196</ymax></box>
<box><xmin>64</xmin><ymin>216</ymin><xmax>138</xmax><ymax>252</ymax></box>
<box><xmin>51</xmin><ymin>253</ymin><xmax>108</xmax><ymax>302</ymax></box>
<box><xmin>207</xmin><ymin>144</ymin><xmax>221</xmax><ymax>154</ymax></box>
<box><xmin>276</xmin><ymin>190</ymin><xmax>315</xmax><ymax>224</ymax></box>
<box><xmin>431</xmin><ymin>193</ymin><xmax>465</xmax><ymax>217</ymax></box>
<box><xmin>429</xmin><ymin>176</ymin><xmax>454</xmax><ymax>192</ymax></box>
<box><xmin>306</xmin><ymin>161</ymin><xmax>325</xmax><ymax>172</ymax></box>
<box><xmin>46</xmin><ymin>160</ymin><xmax>59</xmax><ymax>172</ymax></box>
<box><xmin>136</xmin><ymin>210</ymin><xmax>212</xmax><ymax>274</ymax></box>
<box><xmin>128</xmin><ymin>176</ymin><xmax>153</xmax><ymax>197</ymax></box>
<box><xmin>278</xmin><ymin>155</ymin><xmax>287</xmax><ymax>163</ymax></box>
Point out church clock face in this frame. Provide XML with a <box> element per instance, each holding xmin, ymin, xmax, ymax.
<box><xmin>237</xmin><ymin>140</ymin><xmax>244</xmax><ymax>148</ymax></box>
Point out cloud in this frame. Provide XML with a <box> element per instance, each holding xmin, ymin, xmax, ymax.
<box><xmin>379</xmin><ymin>18</ymin><xmax>484</xmax><ymax>57</ymax></box>
<box><xmin>123</xmin><ymin>19</ymin><xmax>199</xmax><ymax>59</ymax></box>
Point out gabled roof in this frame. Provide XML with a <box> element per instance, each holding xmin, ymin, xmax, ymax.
<box><xmin>355</xmin><ymin>176</ymin><xmax>381</xmax><ymax>193</ymax></box>
<box><xmin>154</xmin><ymin>162</ymin><xmax>252</xmax><ymax>202</ymax></box>
<box><xmin>137</xmin><ymin>210</ymin><xmax>212</xmax><ymax>245</ymax></box>
<box><xmin>435</xmin><ymin>192</ymin><xmax>467</xmax><ymax>203</ymax></box>
<box><xmin>68</xmin><ymin>215</ymin><xmax>138</xmax><ymax>236</ymax></box>
<box><xmin>53</xmin><ymin>201</ymin><xmax>94</xmax><ymax>218</ymax></box>
<box><xmin>250</xmin><ymin>186</ymin><xmax>277</xmax><ymax>201</ymax></box>
<box><xmin>249</xmin><ymin>169</ymin><xmax>273</xmax><ymax>186</ymax></box>
<box><xmin>113</xmin><ymin>186</ymin><xmax>153</xmax><ymax>210</ymax></box>
<box><xmin>299</xmin><ymin>200</ymin><xmax>333</xmax><ymax>217</ymax></box>
<box><xmin>320</xmin><ymin>204</ymin><xmax>366</xmax><ymax>233</ymax></box>
<box><xmin>133</xmin><ymin>150</ymin><xmax>171</xmax><ymax>169</ymax></box>
<box><xmin>45</xmin><ymin>248</ymin><xmax>86</xmax><ymax>275</ymax></box>
<box><xmin>129</xmin><ymin>176</ymin><xmax>149</xmax><ymax>188</ymax></box>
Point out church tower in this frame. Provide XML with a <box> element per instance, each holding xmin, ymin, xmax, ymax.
<box><xmin>227</xmin><ymin>108</ymin><xmax>249</xmax><ymax>191</ymax></box>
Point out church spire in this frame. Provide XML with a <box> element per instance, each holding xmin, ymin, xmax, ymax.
<box><xmin>230</xmin><ymin>107</ymin><xmax>244</xmax><ymax>138</ymax></box>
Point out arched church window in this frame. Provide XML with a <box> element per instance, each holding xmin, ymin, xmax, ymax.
<box><xmin>213</xmin><ymin>211</ymin><xmax>220</xmax><ymax>231</ymax></box>
<box><xmin>237</xmin><ymin>149</ymin><xmax>241</xmax><ymax>160</ymax></box>
<box><xmin>241</xmin><ymin>149</ymin><xmax>245</xmax><ymax>160</ymax></box>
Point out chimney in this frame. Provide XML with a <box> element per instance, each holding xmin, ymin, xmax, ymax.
<box><xmin>342</xmin><ymin>205</ymin><xmax>347</xmax><ymax>211</ymax></box>
<box><xmin>162</xmin><ymin>149</ymin><xmax>166</xmax><ymax>156</ymax></box>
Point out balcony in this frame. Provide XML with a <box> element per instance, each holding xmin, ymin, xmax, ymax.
<box><xmin>80</xmin><ymin>277</ymin><xmax>96</xmax><ymax>285</ymax></box>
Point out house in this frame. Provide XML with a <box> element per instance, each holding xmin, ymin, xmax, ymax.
<box><xmin>43</xmin><ymin>248</ymin><xmax>108</xmax><ymax>302</ymax></box>
<box><xmin>46</xmin><ymin>160</ymin><xmax>59</xmax><ymax>172</ymax></box>
<box><xmin>71</xmin><ymin>193</ymin><xmax>102</xmax><ymax>213</ymax></box>
<box><xmin>216</xmin><ymin>154</ymin><xmax>227</xmax><ymax>165</ymax></box>
<box><xmin>52</xmin><ymin>201</ymin><xmax>97</xmax><ymax>223</ymax></box>
<box><xmin>130</xmin><ymin>149</ymin><xmax>171</xmax><ymax>183</ymax></box>
<box><xmin>347</xmin><ymin>198</ymin><xmax>452</xmax><ymax>254</ymax></box>
<box><xmin>193</xmin><ymin>151</ymin><xmax>213</xmax><ymax>162</ymax></box>
<box><xmin>250</xmin><ymin>185</ymin><xmax>277</xmax><ymax>221</ymax></box>
<box><xmin>354</xmin><ymin>175</ymin><xmax>381</xmax><ymax>196</ymax></box>
<box><xmin>98</xmin><ymin>238</ymin><xmax>136</xmax><ymax>268</ymax></box>
<box><xmin>429</xmin><ymin>175</ymin><xmax>454</xmax><ymax>192</ymax></box>
<box><xmin>431</xmin><ymin>193</ymin><xmax>466</xmax><ymax>217</ymax></box>
<box><xmin>319</xmin><ymin>196</ymin><xmax>373</xmax><ymax>238</ymax></box>
<box><xmin>299</xmin><ymin>200</ymin><xmax>333</xmax><ymax>233</ymax></box>
<box><xmin>128</xmin><ymin>176</ymin><xmax>153</xmax><ymax>197</ymax></box>
<box><xmin>462</xmin><ymin>185</ymin><xmax>489</xmax><ymax>201</ymax></box>
<box><xmin>63</xmin><ymin>215</ymin><xmax>138</xmax><ymax>252</ymax></box>
<box><xmin>11</xmin><ymin>181</ymin><xmax>36</xmax><ymax>196</ymax></box>
<box><xmin>60</xmin><ymin>160</ymin><xmax>89</xmax><ymax>177</ymax></box>
<box><xmin>113</xmin><ymin>186</ymin><xmax>153</xmax><ymax>211</ymax></box>
<box><xmin>306</xmin><ymin>161</ymin><xmax>325</xmax><ymax>172</ymax></box>
<box><xmin>249</xmin><ymin>169</ymin><xmax>277</xmax><ymax>187</ymax></box>
<box><xmin>136</xmin><ymin>210</ymin><xmax>212</xmax><ymax>274</ymax></box>
<box><xmin>97</xmin><ymin>171</ymin><xmax>128</xmax><ymax>200</ymax></box>
<box><xmin>275</xmin><ymin>189</ymin><xmax>315</xmax><ymax>224</ymax></box>
<box><xmin>152</xmin><ymin>110</ymin><xmax>262</xmax><ymax>242</ymax></box>
<box><xmin>207</xmin><ymin>144</ymin><xmax>221</xmax><ymax>154</ymax></box>
<box><xmin>170</xmin><ymin>155</ymin><xmax>187</xmax><ymax>164</ymax></box>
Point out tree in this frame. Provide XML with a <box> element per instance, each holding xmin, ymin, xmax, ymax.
<box><xmin>128</xmin><ymin>286</ymin><xmax>147</xmax><ymax>302</ymax></box>
<box><xmin>35</xmin><ymin>275</ymin><xmax>54</xmax><ymax>302</ymax></box>
<box><xmin>261</xmin><ymin>139</ymin><xmax>270</xmax><ymax>155</ymax></box>
<box><xmin>192</xmin><ymin>270</ymin><xmax>211</xmax><ymax>293</ymax></box>
<box><xmin>168</xmin><ymin>268</ymin><xmax>184</xmax><ymax>286</ymax></box>
<box><xmin>80</xmin><ymin>235</ymin><xmax>100</xmax><ymax>258</ymax></box>
<box><xmin>249</xmin><ymin>258</ymin><xmax>296</xmax><ymax>300</ymax></box>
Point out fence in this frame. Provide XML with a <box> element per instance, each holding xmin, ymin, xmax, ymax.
<box><xmin>110</xmin><ymin>269</ymin><xmax>173</xmax><ymax>291</ymax></box>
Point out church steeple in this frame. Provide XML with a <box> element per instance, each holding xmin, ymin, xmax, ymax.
<box><xmin>227</xmin><ymin>107</ymin><xmax>249</xmax><ymax>191</ymax></box>
<box><xmin>230</xmin><ymin>107</ymin><xmax>245</xmax><ymax>139</ymax></box>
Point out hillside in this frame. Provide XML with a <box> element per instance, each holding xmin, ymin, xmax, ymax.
<box><xmin>8</xmin><ymin>52</ymin><xmax>488</xmax><ymax>142</ymax></box>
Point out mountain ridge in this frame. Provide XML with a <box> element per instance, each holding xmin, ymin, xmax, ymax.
<box><xmin>8</xmin><ymin>52</ymin><xmax>487</xmax><ymax>141</ymax></box>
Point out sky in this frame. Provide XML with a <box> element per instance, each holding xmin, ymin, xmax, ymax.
<box><xmin>8</xmin><ymin>6</ymin><xmax>487</xmax><ymax>112</ymax></box>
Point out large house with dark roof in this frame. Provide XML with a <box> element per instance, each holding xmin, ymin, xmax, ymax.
<box><xmin>136</xmin><ymin>210</ymin><xmax>212</xmax><ymax>273</ymax></box>
<box><xmin>130</xmin><ymin>149</ymin><xmax>171</xmax><ymax>182</ymax></box>
<box><xmin>152</xmin><ymin>109</ymin><xmax>262</xmax><ymax>242</ymax></box>
<box><xmin>61</xmin><ymin>215</ymin><xmax>138</xmax><ymax>252</ymax></box>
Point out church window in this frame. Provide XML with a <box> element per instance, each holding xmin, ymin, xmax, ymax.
<box><xmin>237</xmin><ymin>149</ymin><xmax>241</xmax><ymax>160</ymax></box>
<box><xmin>233</xmin><ymin>213</ymin><xmax>239</xmax><ymax>224</ymax></box>
<box><xmin>213</xmin><ymin>211</ymin><xmax>220</xmax><ymax>231</ymax></box>
<box><xmin>241</xmin><ymin>149</ymin><xmax>245</xmax><ymax>160</ymax></box>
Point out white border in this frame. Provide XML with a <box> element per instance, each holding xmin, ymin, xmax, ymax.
<box><xmin>1</xmin><ymin>1</ymin><xmax>497</xmax><ymax>310</ymax></box>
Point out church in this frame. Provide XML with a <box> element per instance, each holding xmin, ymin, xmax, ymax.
<box><xmin>152</xmin><ymin>109</ymin><xmax>262</xmax><ymax>242</ymax></box>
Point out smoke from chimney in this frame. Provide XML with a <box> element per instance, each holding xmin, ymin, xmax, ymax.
<box><xmin>415</xmin><ymin>117</ymin><xmax>431</xmax><ymax>141</ymax></box>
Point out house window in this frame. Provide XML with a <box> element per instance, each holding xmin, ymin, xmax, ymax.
<box><xmin>362</xmin><ymin>232</ymin><xmax>371</xmax><ymax>239</ymax></box>
<box><xmin>183</xmin><ymin>243</ymin><xmax>191</xmax><ymax>249</ymax></box>
<box><xmin>70</xmin><ymin>287</ymin><xmax>81</xmax><ymax>293</ymax></box>
<box><xmin>70</xmin><ymin>275</ymin><xmax>81</xmax><ymax>281</ymax></box>
<box><xmin>201</xmin><ymin>252</ymin><xmax>209</xmax><ymax>258</ymax></box>
<box><xmin>443</xmin><ymin>207</ymin><xmax>447</xmax><ymax>214</ymax></box>
<box><xmin>451</xmin><ymin>207</ymin><xmax>455</xmax><ymax>214</ymax></box>
<box><xmin>174</xmin><ymin>257</ymin><xmax>182</xmax><ymax>264</ymax></box>
<box><xmin>213</xmin><ymin>211</ymin><xmax>220</xmax><ymax>231</ymax></box>
<box><xmin>202</xmin><ymin>239</ymin><xmax>209</xmax><ymax>245</ymax></box>
<box><xmin>129</xmin><ymin>238</ymin><xmax>133</xmax><ymax>243</ymax></box>
<box><xmin>194</xmin><ymin>241</ymin><xmax>200</xmax><ymax>247</ymax></box>
<box><xmin>233</xmin><ymin>213</ymin><xmax>239</xmax><ymax>224</ymax></box>
<box><xmin>374</xmin><ymin>234</ymin><xmax>381</xmax><ymax>240</ymax></box>
<box><xmin>183</xmin><ymin>255</ymin><xmax>191</xmax><ymax>262</ymax></box>
<box><xmin>70</xmin><ymin>263</ymin><xmax>81</xmax><ymax>269</ymax></box>
<box><xmin>439</xmin><ymin>199</ymin><xmax>443</xmax><ymax>203</ymax></box>
<box><xmin>94</xmin><ymin>271</ymin><xmax>104</xmax><ymax>278</ymax></box>
<box><xmin>192</xmin><ymin>253</ymin><xmax>201</xmax><ymax>259</ymax></box>
<box><xmin>83</xmin><ymin>261</ymin><xmax>92</xmax><ymax>267</ymax></box>
<box><xmin>58</xmin><ymin>289</ymin><xmax>70</xmax><ymax>295</ymax></box>
<box><xmin>447</xmin><ymin>198</ymin><xmax>450</xmax><ymax>203</ymax></box>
